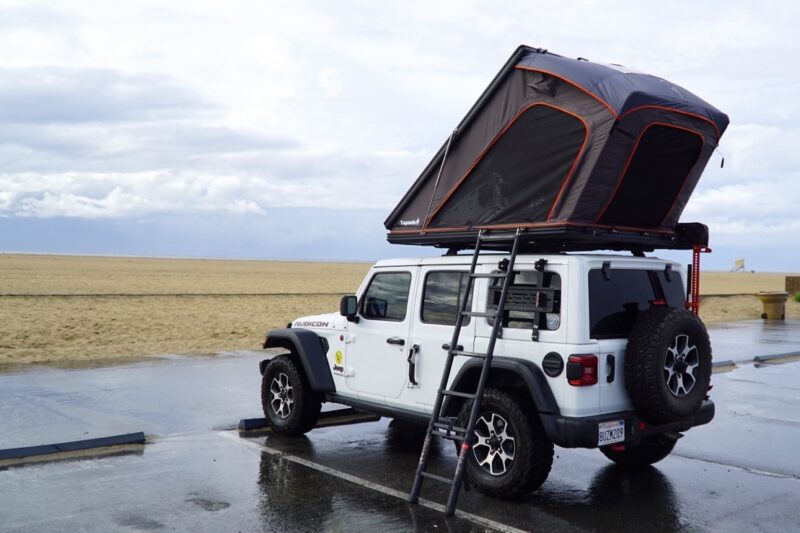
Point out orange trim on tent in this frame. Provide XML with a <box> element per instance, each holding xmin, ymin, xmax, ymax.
<box><xmin>546</xmin><ymin>118</ymin><xmax>590</xmax><ymax>220</ymax></box>
<box><xmin>514</xmin><ymin>65</ymin><xmax>618</xmax><ymax>118</ymax></box>
<box><xmin>594</xmin><ymin>122</ymin><xmax>704</xmax><ymax>224</ymax></box>
<box><xmin>473</xmin><ymin>220</ymin><xmax>677</xmax><ymax>235</ymax></box>
<box><xmin>390</xmin><ymin>226</ymin><xmax>470</xmax><ymax>235</ymax></box>
<box><xmin>618</xmin><ymin>105</ymin><xmax>721</xmax><ymax>140</ymax></box>
<box><xmin>423</xmin><ymin>102</ymin><xmax>589</xmax><ymax>230</ymax></box>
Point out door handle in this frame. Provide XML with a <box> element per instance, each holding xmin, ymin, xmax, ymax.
<box><xmin>442</xmin><ymin>343</ymin><xmax>463</xmax><ymax>351</ymax></box>
<box><xmin>386</xmin><ymin>337</ymin><xmax>405</xmax><ymax>346</ymax></box>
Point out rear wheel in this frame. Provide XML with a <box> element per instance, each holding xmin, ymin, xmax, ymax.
<box><xmin>261</xmin><ymin>355</ymin><xmax>321</xmax><ymax>436</ymax></box>
<box><xmin>600</xmin><ymin>436</ymin><xmax>676</xmax><ymax>467</ymax></box>
<box><xmin>457</xmin><ymin>389</ymin><xmax>553</xmax><ymax>498</ymax></box>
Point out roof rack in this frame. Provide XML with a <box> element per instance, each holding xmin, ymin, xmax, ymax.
<box><xmin>388</xmin><ymin>222</ymin><xmax>708</xmax><ymax>254</ymax></box>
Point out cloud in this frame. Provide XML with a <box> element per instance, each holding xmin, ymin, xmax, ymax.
<box><xmin>0</xmin><ymin>1</ymin><xmax>798</xmax><ymax>267</ymax></box>
<box><xmin>686</xmin><ymin>176</ymin><xmax>800</xmax><ymax>232</ymax></box>
<box><xmin>0</xmin><ymin>154</ymin><xmax>423</xmax><ymax>218</ymax></box>
<box><xmin>0</xmin><ymin>67</ymin><xmax>209</xmax><ymax>124</ymax></box>
<box><xmin>710</xmin><ymin>124</ymin><xmax>800</xmax><ymax>181</ymax></box>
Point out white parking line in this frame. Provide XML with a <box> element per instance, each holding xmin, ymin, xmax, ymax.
<box><xmin>218</xmin><ymin>431</ymin><xmax>526</xmax><ymax>533</ymax></box>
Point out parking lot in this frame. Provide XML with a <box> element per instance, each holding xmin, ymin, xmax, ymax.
<box><xmin>2</xmin><ymin>321</ymin><xmax>800</xmax><ymax>532</ymax></box>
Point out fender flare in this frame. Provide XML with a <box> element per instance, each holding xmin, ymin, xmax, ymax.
<box><xmin>261</xmin><ymin>328</ymin><xmax>336</xmax><ymax>393</ymax></box>
<box><xmin>448</xmin><ymin>356</ymin><xmax>560</xmax><ymax>416</ymax></box>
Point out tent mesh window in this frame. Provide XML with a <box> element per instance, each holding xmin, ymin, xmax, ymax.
<box><xmin>598</xmin><ymin>124</ymin><xmax>703</xmax><ymax>228</ymax></box>
<box><xmin>429</xmin><ymin>104</ymin><xmax>586</xmax><ymax>229</ymax></box>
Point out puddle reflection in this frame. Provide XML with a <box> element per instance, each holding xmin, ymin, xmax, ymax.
<box><xmin>533</xmin><ymin>464</ymin><xmax>681</xmax><ymax>531</ymax></box>
<box><xmin>255</xmin><ymin>450</ymin><xmax>477</xmax><ymax>532</ymax></box>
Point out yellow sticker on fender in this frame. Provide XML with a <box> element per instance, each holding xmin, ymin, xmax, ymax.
<box><xmin>335</xmin><ymin>350</ymin><xmax>343</xmax><ymax>365</ymax></box>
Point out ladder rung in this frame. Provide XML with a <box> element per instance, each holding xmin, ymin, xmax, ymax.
<box><xmin>440</xmin><ymin>389</ymin><xmax>476</xmax><ymax>400</ymax></box>
<box><xmin>462</xmin><ymin>311</ymin><xmax>496</xmax><ymax>318</ymax></box>
<box><xmin>479</xmin><ymin>232</ymin><xmax>518</xmax><ymax>241</ymax></box>
<box><xmin>433</xmin><ymin>429</ymin><xmax>464</xmax><ymax>441</ymax></box>
<box><xmin>433</xmin><ymin>422</ymin><xmax>468</xmax><ymax>434</ymax></box>
<box><xmin>452</xmin><ymin>350</ymin><xmax>487</xmax><ymax>359</ymax></box>
<box><xmin>470</xmin><ymin>272</ymin><xmax>507</xmax><ymax>279</ymax></box>
<box><xmin>421</xmin><ymin>471</ymin><xmax>454</xmax><ymax>484</ymax></box>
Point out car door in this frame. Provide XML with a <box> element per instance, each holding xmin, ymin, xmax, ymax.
<box><xmin>344</xmin><ymin>267</ymin><xmax>417</xmax><ymax>401</ymax></box>
<box><xmin>401</xmin><ymin>267</ymin><xmax>474</xmax><ymax>411</ymax></box>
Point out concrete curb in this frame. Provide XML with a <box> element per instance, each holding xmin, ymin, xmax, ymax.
<box><xmin>753</xmin><ymin>352</ymin><xmax>800</xmax><ymax>364</ymax></box>
<box><xmin>239</xmin><ymin>408</ymin><xmax>380</xmax><ymax>432</ymax></box>
<box><xmin>0</xmin><ymin>432</ymin><xmax>146</xmax><ymax>460</ymax></box>
<box><xmin>712</xmin><ymin>360</ymin><xmax>737</xmax><ymax>373</ymax></box>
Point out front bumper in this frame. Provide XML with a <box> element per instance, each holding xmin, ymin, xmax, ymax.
<box><xmin>540</xmin><ymin>400</ymin><xmax>715</xmax><ymax>448</ymax></box>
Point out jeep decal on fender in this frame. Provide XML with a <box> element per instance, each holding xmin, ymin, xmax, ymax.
<box><xmin>332</xmin><ymin>350</ymin><xmax>345</xmax><ymax>375</ymax></box>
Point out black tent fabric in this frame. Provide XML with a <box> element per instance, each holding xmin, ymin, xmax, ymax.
<box><xmin>385</xmin><ymin>46</ymin><xmax>729</xmax><ymax>251</ymax></box>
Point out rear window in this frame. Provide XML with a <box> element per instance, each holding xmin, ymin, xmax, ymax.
<box><xmin>589</xmin><ymin>268</ymin><xmax>684</xmax><ymax>339</ymax></box>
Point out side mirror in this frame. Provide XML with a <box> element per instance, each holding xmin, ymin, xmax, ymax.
<box><xmin>340</xmin><ymin>295</ymin><xmax>359</xmax><ymax>322</ymax></box>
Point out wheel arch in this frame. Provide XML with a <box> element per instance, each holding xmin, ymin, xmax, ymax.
<box><xmin>445</xmin><ymin>357</ymin><xmax>560</xmax><ymax>419</ymax></box>
<box><xmin>261</xmin><ymin>328</ymin><xmax>336</xmax><ymax>393</ymax></box>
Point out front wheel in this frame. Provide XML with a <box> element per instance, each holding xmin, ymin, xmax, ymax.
<box><xmin>261</xmin><ymin>355</ymin><xmax>321</xmax><ymax>437</ymax></box>
<box><xmin>600</xmin><ymin>436</ymin><xmax>676</xmax><ymax>467</ymax></box>
<box><xmin>457</xmin><ymin>389</ymin><xmax>553</xmax><ymax>499</ymax></box>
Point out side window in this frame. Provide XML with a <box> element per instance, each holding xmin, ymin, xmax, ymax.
<box><xmin>421</xmin><ymin>271</ymin><xmax>473</xmax><ymax>326</ymax></box>
<box><xmin>589</xmin><ymin>268</ymin><xmax>685</xmax><ymax>339</ymax></box>
<box><xmin>361</xmin><ymin>272</ymin><xmax>412</xmax><ymax>321</ymax></box>
<box><xmin>487</xmin><ymin>270</ymin><xmax>561</xmax><ymax>330</ymax></box>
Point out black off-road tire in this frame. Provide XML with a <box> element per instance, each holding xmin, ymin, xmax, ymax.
<box><xmin>600</xmin><ymin>436</ymin><xmax>676</xmax><ymax>467</ymax></box>
<box><xmin>261</xmin><ymin>355</ymin><xmax>321</xmax><ymax>437</ymax></box>
<box><xmin>625</xmin><ymin>307</ymin><xmax>712</xmax><ymax>424</ymax></box>
<box><xmin>456</xmin><ymin>389</ymin><xmax>553</xmax><ymax>499</ymax></box>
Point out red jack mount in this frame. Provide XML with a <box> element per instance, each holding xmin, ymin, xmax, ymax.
<box><xmin>687</xmin><ymin>245</ymin><xmax>712</xmax><ymax>315</ymax></box>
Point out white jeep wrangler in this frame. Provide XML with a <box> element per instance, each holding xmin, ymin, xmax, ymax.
<box><xmin>260</xmin><ymin>252</ymin><xmax>713</xmax><ymax>498</ymax></box>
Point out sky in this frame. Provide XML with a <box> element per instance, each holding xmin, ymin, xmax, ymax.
<box><xmin>0</xmin><ymin>1</ymin><xmax>798</xmax><ymax>270</ymax></box>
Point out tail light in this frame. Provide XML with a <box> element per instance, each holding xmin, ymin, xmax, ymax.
<box><xmin>567</xmin><ymin>354</ymin><xmax>598</xmax><ymax>386</ymax></box>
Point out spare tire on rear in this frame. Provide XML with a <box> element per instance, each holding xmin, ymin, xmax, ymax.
<box><xmin>624</xmin><ymin>307</ymin><xmax>712</xmax><ymax>424</ymax></box>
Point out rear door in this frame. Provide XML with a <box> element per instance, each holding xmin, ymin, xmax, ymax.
<box><xmin>589</xmin><ymin>264</ymin><xmax>685</xmax><ymax>412</ymax></box>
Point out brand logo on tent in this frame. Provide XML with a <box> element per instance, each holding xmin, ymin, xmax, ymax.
<box><xmin>399</xmin><ymin>218</ymin><xmax>420</xmax><ymax>227</ymax></box>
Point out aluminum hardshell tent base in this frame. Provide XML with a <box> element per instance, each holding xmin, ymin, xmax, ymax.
<box><xmin>388</xmin><ymin>222</ymin><xmax>709</xmax><ymax>253</ymax></box>
<box><xmin>385</xmin><ymin>45</ymin><xmax>728</xmax><ymax>253</ymax></box>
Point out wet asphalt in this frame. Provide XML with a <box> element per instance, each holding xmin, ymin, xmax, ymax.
<box><xmin>1</xmin><ymin>322</ymin><xmax>800</xmax><ymax>532</ymax></box>
<box><xmin>709</xmin><ymin>318</ymin><xmax>800</xmax><ymax>363</ymax></box>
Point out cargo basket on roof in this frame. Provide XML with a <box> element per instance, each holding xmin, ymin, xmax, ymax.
<box><xmin>384</xmin><ymin>46</ymin><xmax>728</xmax><ymax>253</ymax></box>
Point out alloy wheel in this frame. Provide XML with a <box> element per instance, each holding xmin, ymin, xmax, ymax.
<box><xmin>472</xmin><ymin>412</ymin><xmax>516</xmax><ymax>476</ymax></box>
<box><xmin>270</xmin><ymin>372</ymin><xmax>294</xmax><ymax>419</ymax></box>
<box><xmin>664</xmin><ymin>334</ymin><xmax>699</xmax><ymax>397</ymax></box>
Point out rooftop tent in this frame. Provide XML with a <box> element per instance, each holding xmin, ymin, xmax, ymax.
<box><xmin>385</xmin><ymin>46</ymin><xmax>729</xmax><ymax>251</ymax></box>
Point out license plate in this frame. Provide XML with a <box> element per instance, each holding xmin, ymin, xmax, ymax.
<box><xmin>598</xmin><ymin>420</ymin><xmax>625</xmax><ymax>446</ymax></box>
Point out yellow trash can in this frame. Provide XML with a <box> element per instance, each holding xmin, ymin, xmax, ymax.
<box><xmin>757</xmin><ymin>292</ymin><xmax>789</xmax><ymax>320</ymax></box>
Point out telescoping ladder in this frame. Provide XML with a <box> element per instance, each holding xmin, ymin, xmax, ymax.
<box><xmin>409</xmin><ymin>228</ymin><xmax>522</xmax><ymax>516</ymax></box>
